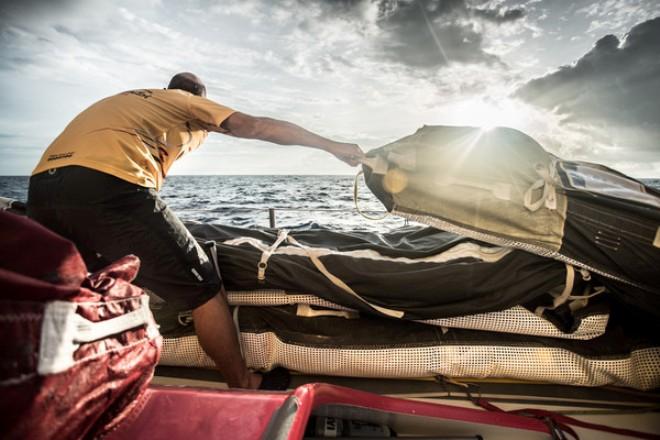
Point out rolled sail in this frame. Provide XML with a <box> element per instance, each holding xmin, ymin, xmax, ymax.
<box><xmin>362</xmin><ymin>125</ymin><xmax>660</xmax><ymax>313</ymax></box>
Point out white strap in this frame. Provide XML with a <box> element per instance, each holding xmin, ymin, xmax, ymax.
<box><xmin>0</xmin><ymin>196</ymin><xmax>16</xmax><ymax>210</ymax></box>
<box><xmin>524</xmin><ymin>163</ymin><xmax>557</xmax><ymax>212</ymax></box>
<box><xmin>552</xmin><ymin>264</ymin><xmax>575</xmax><ymax>309</ymax></box>
<box><xmin>258</xmin><ymin>229</ymin><xmax>289</xmax><ymax>282</ymax></box>
<box><xmin>567</xmin><ymin>285</ymin><xmax>606</xmax><ymax>301</ymax></box>
<box><xmin>205</xmin><ymin>241</ymin><xmax>222</xmax><ymax>280</ymax></box>
<box><xmin>535</xmin><ymin>264</ymin><xmax>575</xmax><ymax>317</ymax></box>
<box><xmin>568</xmin><ymin>286</ymin><xmax>607</xmax><ymax>312</ymax></box>
<box><xmin>232</xmin><ymin>305</ymin><xmax>244</xmax><ymax>358</ymax></box>
<box><xmin>224</xmin><ymin>236</ymin><xmax>511</xmax><ymax>265</ymax></box>
<box><xmin>296</xmin><ymin>304</ymin><xmax>359</xmax><ymax>319</ymax></box>
<box><xmin>285</xmin><ymin>235</ymin><xmax>404</xmax><ymax>319</ymax></box>
<box><xmin>536</xmin><ymin>266</ymin><xmax>607</xmax><ymax>317</ymax></box>
<box><xmin>564</xmin><ymin>269</ymin><xmax>603</xmax><ymax>312</ymax></box>
<box><xmin>38</xmin><ymin>295</ymin><xmax>159</xmax><ymax>374</ymax></box>
<box><xmin>523</xmin><ymin>178</ymin><xmax>548</xmax><ymax>211</ymax></box>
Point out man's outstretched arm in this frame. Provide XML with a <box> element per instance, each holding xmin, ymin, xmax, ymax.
<box><xmin>208</xmin><ymin>112</ymin><xmax>364</xmax><ymax>166</ymax></box>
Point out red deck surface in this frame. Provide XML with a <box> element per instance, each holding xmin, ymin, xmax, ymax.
<box><xmin>105</xmin><ymin>383</ymin><xmax>548</xmax><ymax>440</ymax></box>
<box><xmin>105</xmin><ymin>386</ymin><xmax>290</xmax><ymax>440</ymax></box>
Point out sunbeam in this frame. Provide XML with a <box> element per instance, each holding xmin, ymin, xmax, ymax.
<box><xmin>416</xmin><ymin>0</ymin><xmax>449</xmax><ymax>66</ymax></box>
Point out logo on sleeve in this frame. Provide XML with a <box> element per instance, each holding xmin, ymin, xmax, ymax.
<box><xmin>47</xmin><ymin>152</ymin><xmax>74</xmax><ymax>161</ymax></box>
<box><xmin>124</xmin><ymin>89</ymin><xmax>153</xmax><ymax>99</ymax></box>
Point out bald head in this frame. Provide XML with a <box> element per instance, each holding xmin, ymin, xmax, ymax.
<box><xmin>167</xmin><ymin>72</ymin><xmax>206</xmax><ymax>97</ymax></box>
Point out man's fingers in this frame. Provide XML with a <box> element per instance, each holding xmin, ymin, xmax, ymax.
<box><xmin>330</xmin><ymin>143</ymin><xmax>364</xmax><ymax>166</ymax></box>
<box><xmin>342</xmin><ymin>155</ymin><xmax>361</xmax><ymax>167</ymax></box>
<box><xmin>347</xmin><ymin>144</ymin><xmax>364</xmax><ymax>166</ymax></box>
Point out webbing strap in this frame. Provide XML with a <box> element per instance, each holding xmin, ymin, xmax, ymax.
<box><xmin>296</xmin><ymin>304</ymin><xmax>359</xmax><ymax>319</ymax></box>
<box><xmin>567</xmin><ymin>286</ymin><xmax>606</xmax><ymax>301</ymax></box>
<box><xmin>38</xmin><ymin>295</ymin><xmax>158</xmax><ymax>375</ymax></box>
<box><xmin>258</xmin><ymin>230</ymin><xmax>289</xmax><ymax>282</ymax></box>
<box><xmin>285</xmin><ymin>235</ymin><xmax>404</xmax><ymax>319</ymax></box>
<box><xmin>205</xmin><ymin>241</ymin><xmax>222</xmax><ymax>280</ymax></box>
<box><xmin>568</xmin><ymin>286</ymin><xmax>607</xmax><ymax>312</ymax></box>
<box><xmin>524</xmin><ymin>163</ymin><xmax>557</xmax><ymax>212</ymax></box>
<box><xmin>552</xmin><ymin>264</ymin><xmax>575</xmax><ymax>309</ymax></box>
<box><xmin>232</xmin><ymin>305</ymin><xmax>244</xmax><ymax>358</ymax></box>
<box><xmin>535</xmin><ymin>264</ymin><xmax>575</xmax><ymax>317</ymax></box>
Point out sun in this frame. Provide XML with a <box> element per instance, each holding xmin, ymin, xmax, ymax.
<box><xmin>453</xmin><ymin>98</ymin><xmax>523</xmax><ymax>130</ymax></box>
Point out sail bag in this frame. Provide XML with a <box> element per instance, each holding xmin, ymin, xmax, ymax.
<box><xmin>362</xmin><ymin>125</ymin><xmax>660</xmax><ymax>313</ymax></box>
<box><xmin>0</xmin><ymin>212</ymin><xmax>161</xmax><ymax>440</ymax></box>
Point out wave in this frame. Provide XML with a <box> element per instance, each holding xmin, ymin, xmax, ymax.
<box><xmin>4</xmin><ymin>175</ymin><xmax>659</xmax><ymax>233</ymax></box>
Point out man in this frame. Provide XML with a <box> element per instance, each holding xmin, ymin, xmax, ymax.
<box><xmin>28</xmin><ymin>72</ymin><xmax>364</xmax><ymax>389</ymax></box>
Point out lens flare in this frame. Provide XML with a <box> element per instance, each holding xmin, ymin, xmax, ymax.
<box><xmin>453</xmin><ymin>99</ymin><xmax>523</xmax><ymax>130</ymax></box>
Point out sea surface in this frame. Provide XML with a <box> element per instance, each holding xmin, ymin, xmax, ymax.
<box><xmin>0</xmin><ymin>175</ymin><xmax>409</xmax><ymax>232</ymax></box>
<box><xmin>2</xmin><ymin>175</ymin><xmax>659</xmax><ymax>232</ymax></box>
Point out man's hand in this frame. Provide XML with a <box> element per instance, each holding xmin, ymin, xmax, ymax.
<box><xmin>325</xmin><ymin>142</ymin><xmax>364</xmax><ymax>167</ymax></box>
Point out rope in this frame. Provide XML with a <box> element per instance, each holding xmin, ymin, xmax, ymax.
<box><xmin>461</xmin><ymin>384</ymin><xmax>660</xmax><ymax>440</ymax></box>
<box><xmin>353</xmin><ymin>169</ymin><xmax>389</xmax><ymax>221</ymax></box>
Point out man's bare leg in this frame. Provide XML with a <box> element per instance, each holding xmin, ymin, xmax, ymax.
<box><xmin>192</xmin><ymin>292</ymin><xmax>262</xmax><ymax>389</ymax></box>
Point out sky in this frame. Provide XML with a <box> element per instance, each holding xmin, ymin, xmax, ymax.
<box><xmin>1</xmin><ymin>0</ymin><xmax>659</xmax><ymax>176</ymax></box>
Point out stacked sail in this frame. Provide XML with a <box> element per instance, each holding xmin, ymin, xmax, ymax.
<box><xmin>156</xmin><ymin>222</ymin><xmax>659</xmax><ymax>390</ymax></box>
<box><xmin>158</xmin><ymin>125</ymin><xmax>660</xmax><ymax>390</ymax></box>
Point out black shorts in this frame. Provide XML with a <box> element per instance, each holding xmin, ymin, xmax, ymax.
<box><xmin>27</xmin><ymin>166</ymin><xmax>221</xmax><ymax>313</ymax></box>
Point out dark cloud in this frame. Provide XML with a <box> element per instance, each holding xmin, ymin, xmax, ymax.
<box><xmin>53</xmin><ymin>24</ymin><xmax>82</xmax><ymax>41</ymax></box>
<box><xmin>515</xmin><ymin>16</ymin><xmax>660</xmax><ymax>152</ymax></box>
<box><xmin>0</xmin><ymin>0</ymin><xmax>75</xmax><ymax>13</ymax></box>
<box><xmin>376</xmin><ymin>0</ymin><xmax>497</xmax><ymax>67</ymax></box>
<box><xmin>312</xmin><ymin>0</ymin><xmax>526</xmax><ymax>69</ymax></box>
<box><xmin>472</xmin><ymin>6</ymin><xmax>524</xmax><ymax>23</ymax></box>
<box><xmin>0</xmin><ymin>55</ymin><xmax>34</xmax><ymax>71</ymax></box>
<box><xmin>0</xmin><ymin>0</ymin><xmax>76</xmax><ymax>28</ymax></box>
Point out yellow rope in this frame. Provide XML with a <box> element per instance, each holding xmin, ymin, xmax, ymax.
<box><xmin>353</xmin><ymin>169</ymin><xmax>390</xmax><ymax>221</ymax></box>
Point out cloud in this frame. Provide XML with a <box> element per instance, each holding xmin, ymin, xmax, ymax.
<box><xmin>578</xmin><ymin>0</ymin><xmax>660</xmax><ymax>36</ymax></box>
<box><xmin>514</xmin><ymin>16</ymin><xmax>660</xmax><ymax>167</ymax></box>
<box><xmin>306</xmin><ymin>0</ymin><xmax>526</xmax><ymax>69</ymax></box>
<box><xmin>2</xmin><ymin>0</ymin><xmax>656</xmax><ymax>177</ymax></box>
<box><xmin>0</xmin><ymin>0</ymin><xmax>76</xmax><ymax>22</ymax></box>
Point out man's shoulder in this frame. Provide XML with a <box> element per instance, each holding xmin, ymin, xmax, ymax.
<box><xmin>117</xmin><ymin>88</ymin><xmax>190</xmax><ymax>100</ymax></box>
<box><xmin>112</xmin><ymin>88</ymin><xmax>229</xmax><ymax>113</ymax></box>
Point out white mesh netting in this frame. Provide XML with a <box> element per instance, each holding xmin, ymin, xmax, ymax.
<box><xmin>160</xmin><ymin>332</ymin><xmax>660</xmax><ymax>390</ymax></box>
<box><xmin>226</xmin><ymin>290</ymin><xmax>608</xmax><ymax>340</ymax></box>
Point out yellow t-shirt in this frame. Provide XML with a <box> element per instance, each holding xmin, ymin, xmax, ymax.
<box><xmin>32</xmin><ymin>89</ymin><xmax>234</xmax><ymax>190</ymax></box>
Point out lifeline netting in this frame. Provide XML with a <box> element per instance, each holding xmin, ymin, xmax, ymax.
<box><xmin>160</xmin><ymin>332</ymin><xmax>660</xmax><ymax>390</ymax></box>
<box><xmin>159</xmin><ymin>305</ymin><xmax>660</xmax><ymax>391</ymax></box>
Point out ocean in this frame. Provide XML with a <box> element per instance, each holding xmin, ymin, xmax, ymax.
<box><xmin>0</xmin><ymin>175</ymin><xmax>409</xmax><ymax>232</ymax></box>
<box><xmin>2</xmin><ymin>175</ymin><xmax>659</xmax><ymax>232</ymax></box>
